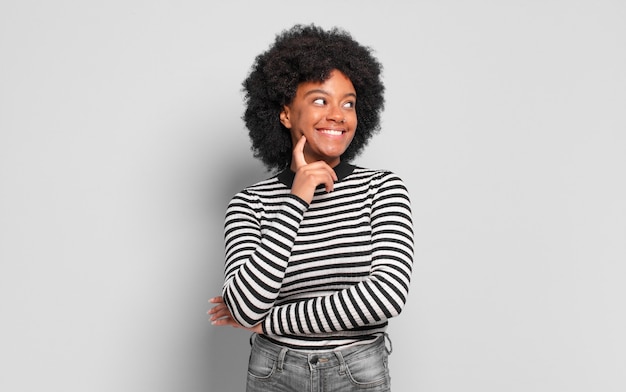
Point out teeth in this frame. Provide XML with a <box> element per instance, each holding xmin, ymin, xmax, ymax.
<box><xmin>320</xmin><ymin>129</ymin><xmax>343</xmax><ymax>135</ymax></box>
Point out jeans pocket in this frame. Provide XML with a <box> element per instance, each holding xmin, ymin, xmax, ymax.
<box><xmin>343</xmin><ymin>349</ymin><xmax>390</xmax><ymax>388</ymax></box>
<box><xmin>247</xmin><ymin>351</ymin><xmax>277</xmax><ymax>381</ymax></box>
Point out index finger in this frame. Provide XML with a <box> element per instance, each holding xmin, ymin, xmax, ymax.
<box><xmin>292</xmin><ymin>135</ymin><xmax>308</xmax><ymax>170</ymax></box>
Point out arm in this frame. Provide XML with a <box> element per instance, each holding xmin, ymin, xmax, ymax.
<box><xmin>221</xmin><ymin>191</ymin><xmax>308</xmax><ymax>328</ymax></box>
<box><xmin>262</xmin><ymin>173</ymin><xmax>414</xmax><ymax>336</ymax></box>
<box><xmin>221</xmin><ymin>136</ymin><xmax>337</xmax><ymax>328</ymax></box>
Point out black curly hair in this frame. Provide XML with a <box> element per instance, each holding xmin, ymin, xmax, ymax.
<box><xmin>242</xmin><ymin>24</ymin><xmax>385</xmax><ymax>172</ymax></box>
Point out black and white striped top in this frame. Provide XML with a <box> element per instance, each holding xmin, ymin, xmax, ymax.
<box><xmin>222</xmin><ymin>161</ymin><xmax>414</xmax><ymax>350</ymax></box>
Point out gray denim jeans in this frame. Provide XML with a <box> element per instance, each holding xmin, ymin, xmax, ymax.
<box><xmin>246</xmin><ymin>334</ymin><xmax>393</xmax><ymax>392</ymax></box>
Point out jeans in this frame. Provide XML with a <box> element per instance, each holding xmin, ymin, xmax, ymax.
<box><xmin>246</xmin><ymin>334</ymin><xmax>392</xmax><ymax>392</ymax></box>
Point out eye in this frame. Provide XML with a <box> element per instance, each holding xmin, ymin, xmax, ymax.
<box><xmin>343</xmin><ymin>101</ymin><xmax>355</xmax><ymax>109</ymax></box>
<box><xmin>313</xmin><ymin>98</ymin><xmax>326</xmax><ymax>105</ymax></box>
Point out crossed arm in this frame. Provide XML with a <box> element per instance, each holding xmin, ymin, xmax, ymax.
<box><xmin>209</xmin><ymin>136</ymin><xmax>413</xmax><ymax>335</ymax></box>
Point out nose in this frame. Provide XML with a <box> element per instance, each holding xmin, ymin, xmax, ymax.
<box><xmin>327</xmin><ymin>105</ymin><xmax>345</xmax><ymax>123</ymax></box>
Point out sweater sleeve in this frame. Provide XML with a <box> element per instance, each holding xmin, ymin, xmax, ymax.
<box><xmin>221</xmin><ymin>191</ymin><xmax>308</xmax><ymax>328</ymax></box>
<box><xmin>262</xmin><ymin>173</ymin><xmax>414</xmax><ymax>336</ymax></box>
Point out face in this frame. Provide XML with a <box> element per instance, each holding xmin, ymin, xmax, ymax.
<box><xmin>280</xmin><ymin>69</ymin><xmax>357</xmax><ymax>168</ymax></box>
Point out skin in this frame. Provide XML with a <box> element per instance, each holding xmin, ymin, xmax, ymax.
<box><xmin>283</xmin><ymin>69</ymin><xmax>357</xmax><ymax>204</ymax></box>
<box><xmin>281</xmin><ymin>69</ymin><xmax>357</xmax><ymax>169</ymax></box>
<box><xmin>209</xmin><ymin>69</ymin><xmax>358</xmax><ymax>331</ymax></box>
<box><xmin>208</xmin><ymin>296</ymin><xmax>261</xmax><ymax>333</ymax></box>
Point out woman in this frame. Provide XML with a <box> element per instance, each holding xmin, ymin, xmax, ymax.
<box><xmin>209</xmin><ymin>24</ymin><xmax>414</xmax><ymax>391</ymax></box>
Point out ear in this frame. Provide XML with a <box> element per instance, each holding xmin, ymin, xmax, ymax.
<box><xmin>279</xmin><ymin>106</ymin><xmax>292</xmax><ymax>129</ymax></box>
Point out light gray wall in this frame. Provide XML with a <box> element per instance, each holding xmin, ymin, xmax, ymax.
<box><xmin>1</xmin><ymin>1</ymin><xmax>624</xmax><ymax>391</ymax></box>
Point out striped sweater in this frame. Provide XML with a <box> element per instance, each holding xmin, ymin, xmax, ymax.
<box><xmin>222</xmin><ymin>161</ymin><xmax>414</xmax><ymax>350</ymax></box>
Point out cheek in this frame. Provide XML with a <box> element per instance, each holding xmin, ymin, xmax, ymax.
<box><xmin>349</xmin><ymin>118</ymin><xmax>358</xmax><ymax>132</ymax></box>
<box><xmin>311</xmin><ymin>111</ymin><xmax>327</xmax><ymax>124</ymax></box>
<box><xmin>346</xmin><ymin>132</ymin><xmax>356</xmax><ymax>145</ymax></box>
<box><xmin>348</xmin><ymin>111</ymin><xmax>358</xmax><ymax>125</ymax></box>
<box><xmin>294</xmin><ymin>109</ymin><xmax>318</xmax><ymax>127</ymax></box>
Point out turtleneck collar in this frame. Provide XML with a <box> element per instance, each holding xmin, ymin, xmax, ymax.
<box><xmin>277</xmin><ymin>160</ymin><xmax>356</xmax><ymax>188</ymax></box>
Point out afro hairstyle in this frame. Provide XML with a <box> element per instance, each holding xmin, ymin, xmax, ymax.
<box><xmin>241</xmin><ymin>24</ymin><xmax>385</xmax><ymax>172</ymax></box>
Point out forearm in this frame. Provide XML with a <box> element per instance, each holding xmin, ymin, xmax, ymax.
<box><xmin>263</xmin><ymin>269</ymin><xmax>412</xmax><ymax>335</ymax></box>
<box><xmin>264</xmin><ymin>179</ymin><xmax>414</xmax><ymax>335</ymax></box>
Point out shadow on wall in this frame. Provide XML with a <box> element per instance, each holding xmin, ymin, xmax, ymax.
<box><xmin>206</xmin><ymin>325</ymin><xmax>251</xmax><ymax>392</ymax></box>
<box><xmin>204</xmin><ymin>137</ymin><xmax>270</xmax><ymax>392</ymax></box>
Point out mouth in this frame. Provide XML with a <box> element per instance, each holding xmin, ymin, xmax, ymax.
<box><xmin>317</xmin><ymin>128</ymin><xmax>345</xmax><ymax>136</ymax></box>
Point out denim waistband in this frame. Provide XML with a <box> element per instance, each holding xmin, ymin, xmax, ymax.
<box><xmin>250</xmin><ymin>333</ymin><xmax>392</xmax><ymax>371</ymax></box>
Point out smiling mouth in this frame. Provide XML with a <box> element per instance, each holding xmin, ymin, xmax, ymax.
<box><xmin>318</xmin><ymin>129</ymin><xmax>344</xmax><ymax>136</ymax></box>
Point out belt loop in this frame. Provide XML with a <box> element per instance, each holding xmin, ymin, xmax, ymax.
<box><xmin>383</xmin><ymin>332</ymin><xmax>393</xmax><ymax>355</ymax></box>
<box><xmin>333</xmin><ymin>350</ymin><xmax>347</xmax><ymax>375</ymax></box>
<box><xmin>277</xmin><ymin>347</ymin><xmax>288</xmax><ymax>372</ymax></box>
<box><xmin>249</xmin><ymin>333</ymin><xmax>256</xmax><ymax>347</ymax></box>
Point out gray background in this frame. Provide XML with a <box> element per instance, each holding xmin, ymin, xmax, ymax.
<box><xmin>1</xmin><ymin>1</ymin><xmax>624</xmax><ymax>391</ymax></box>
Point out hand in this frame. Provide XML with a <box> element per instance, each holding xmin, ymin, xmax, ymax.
<box><xmin>208</xmin><ymin>296</ymin><xmax>263</xmax><ymax>334</ymax></box>
<box><xmin>290</xmin><ymin>136</ymin><xmax>338</xmax><ymax>204</ymax></box>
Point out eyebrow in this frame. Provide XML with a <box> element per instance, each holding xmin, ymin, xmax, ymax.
<box><xmin>303</xmin><ymin>89</ymin><xmax>357</xmax><ymax>99</ymax></box>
